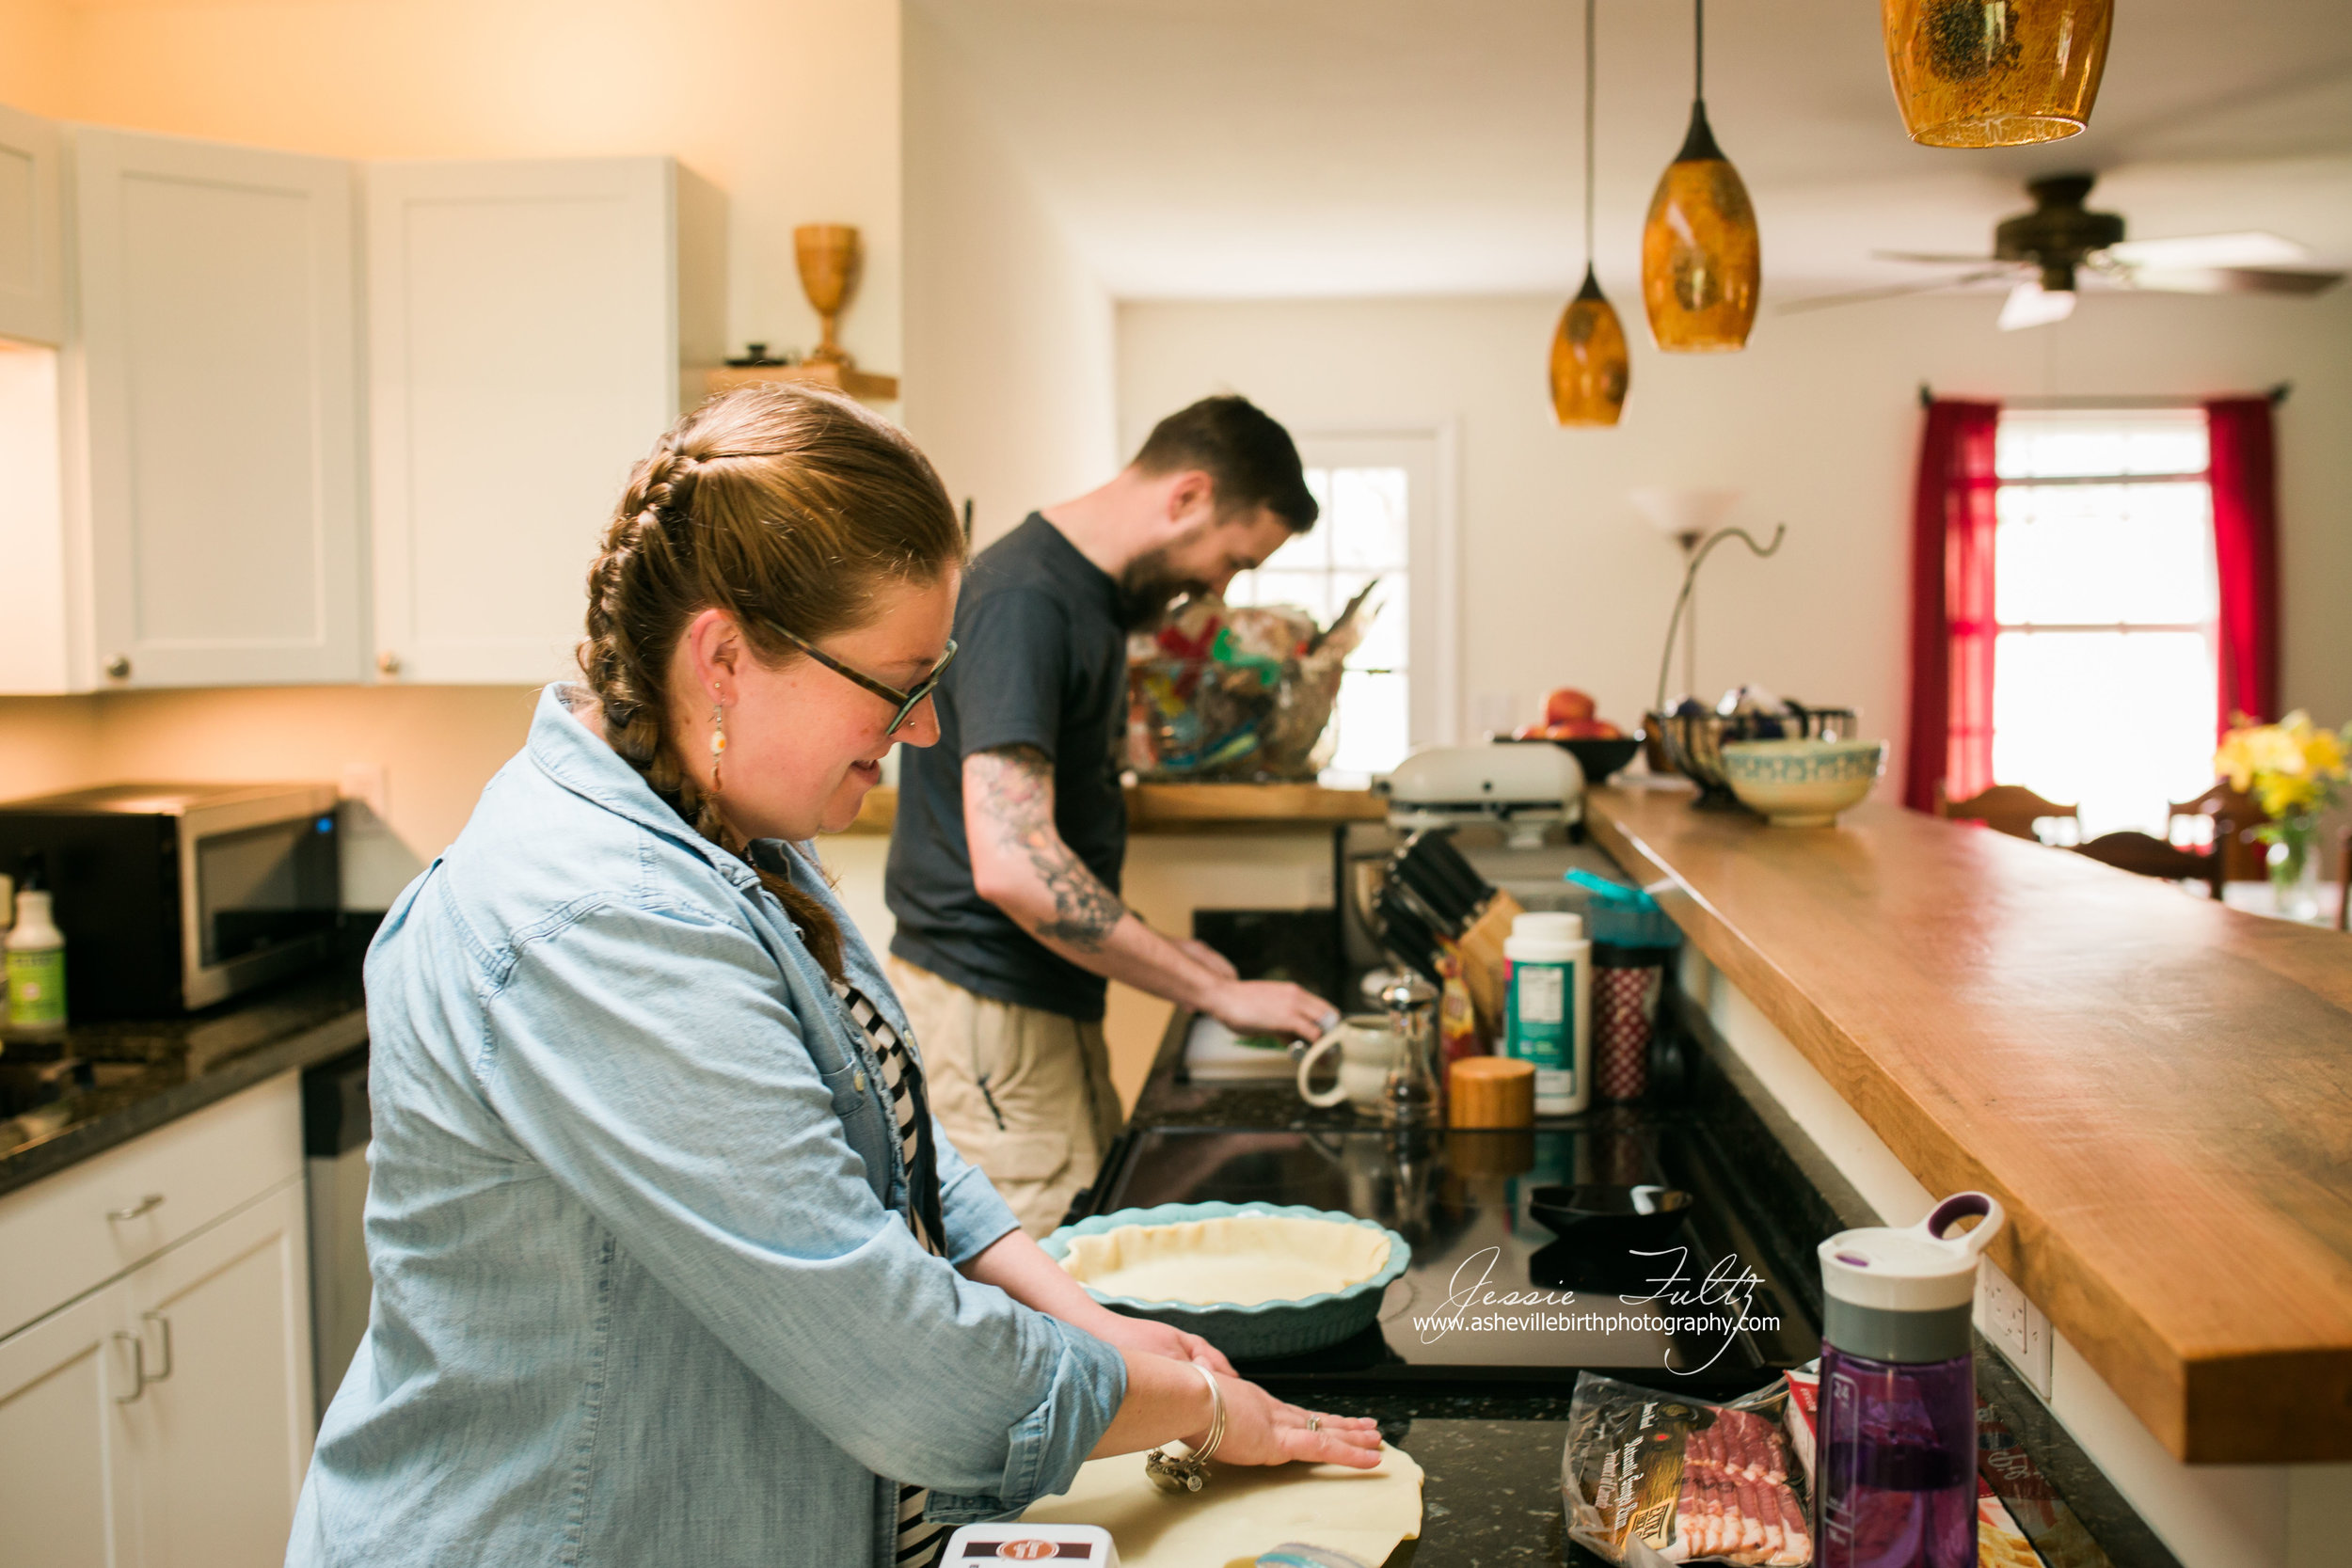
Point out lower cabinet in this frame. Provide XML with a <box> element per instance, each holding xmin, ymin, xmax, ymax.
<box><xmin>0</xmin><ymin>1178</ymin><xmax>313</xmax><ymax>1568</ymax></box>
<box><xmin>0</xmin><ymin>1285</ymin><xmax>131</xmax><ymax>1565</ymax></box>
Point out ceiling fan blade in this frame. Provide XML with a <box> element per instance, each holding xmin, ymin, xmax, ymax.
<box><xmin>2122</xmin><ymin>266</ymin><xmax>2345</xmax><ymax>296</ymax></box>
<box><xmin>2105</xmin><ymin>231</ymin><xmax>2311</xmax><ymax>270</ymax></box>
<box><xmin>1872</xmin><ymin>249</ymin><xmax>2008</xmax><ymax>265</ymax></box>
<box><xmin>1778</xmin><ymin>268</ymin><xmax>2018</xmax><ymax>314</ymax></box>
<box><xmin>1998</xmin><ymin>281</ymin><xmax>2076</xmax><ymax>331</ymax></box>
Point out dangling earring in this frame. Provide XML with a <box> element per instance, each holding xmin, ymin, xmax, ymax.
<box><xmin>708</xmin><ymin>702</ymin><xmax>726</xmax><ymax>795</ymax></box>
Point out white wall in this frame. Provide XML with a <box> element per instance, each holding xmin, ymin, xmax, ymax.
<box><xmin>1119</xmin><ymin>290</ymin><xmax>2352</xmax><ymax>794</ymax></box>
<box><xmin>900</xmin><ymin>4</ymin><xmax>1117</xmax><ymax>546</ymax></box>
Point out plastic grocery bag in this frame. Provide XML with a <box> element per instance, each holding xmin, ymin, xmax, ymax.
<box><xmin>1561</xmin><ymin>1371</ymin><xmax>1814</xmax><ymax>1567</ymax></box>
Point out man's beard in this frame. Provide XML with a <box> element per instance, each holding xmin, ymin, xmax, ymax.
<box><xmin>1118</xmin><ymin>546</ymin><xmax>1209</xmax><ymax>631</ymax></box>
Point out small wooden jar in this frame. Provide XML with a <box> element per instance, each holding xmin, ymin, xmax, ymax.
<box><xmin>1448</xmin><ymin>1055</ymin><xmax>1536</xmax><ymax>1129</ymax></box>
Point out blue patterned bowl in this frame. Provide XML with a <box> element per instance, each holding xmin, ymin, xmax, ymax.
<box><xmin>1720</xmin><ymin>737</ymin><xmax>1887</xmax><ymax>826</ymax></box>
<box><xmin>1041</xmin><ymin>1201</ymin><xmax>1409</xmax><ymax>1362</ymax></box>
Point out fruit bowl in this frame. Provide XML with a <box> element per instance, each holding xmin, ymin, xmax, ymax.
<box><xmin>1499</xmin><ymin>734</ymin><xmax>1643</xmax><ymax>784</ymax></box>
<box><xmin>1720</xmin><ymin>737</ymin><xmax>1887</xmax><ymax>826</ymax></box>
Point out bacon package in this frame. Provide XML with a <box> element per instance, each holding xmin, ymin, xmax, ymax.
<box><xmin>1562</xmin><ymin>1372</ymin><xmax>1814</xmax><ymax>1566</ymax></box>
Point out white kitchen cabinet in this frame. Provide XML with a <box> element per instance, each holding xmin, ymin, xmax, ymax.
<box><xmin>72</xmin><ymin>126</ymin><xmax>366</xmax><ymax>689</ymax></box>
<box><xmin>366</xmin><ymin>156</ymin><xmax>724</xmax><ymax>685</ymax></box>
<box><xmin>0</xmin><ymin>1073</ymin><xmax>311</xmax><ymax>1568</ymax></box>
<box><xmin>0</xmin><ymin>1286</ymin><xmax>135</xmax><ymax>1568</ymax></box>
<box><xmin>118</xmin><ymin>1181</ymin><xmax>314</xmax><ymax>1568</ymax></box>
<box><xmin>0</xmin><ymin>99</ymin><xmax>67</xmax><ymax>345</ymax></box>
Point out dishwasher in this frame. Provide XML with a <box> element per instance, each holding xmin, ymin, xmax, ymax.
<box><xmin>302</xmin><ymin>1045</ymin><xmax>373</xmax><ymax>1423</ymax></box>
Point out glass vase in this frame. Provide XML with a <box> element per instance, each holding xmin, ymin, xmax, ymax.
<box><xmin>2268</xmin><ymin>820</ymin><xmax>2324</xmax><ymax>923</ymax></box>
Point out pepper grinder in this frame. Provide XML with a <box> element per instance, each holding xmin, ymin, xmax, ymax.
<box><xmin>1378</xmin><ymin>975</ymin><xmax>1440</xmax><ymax>1128</ymax></box>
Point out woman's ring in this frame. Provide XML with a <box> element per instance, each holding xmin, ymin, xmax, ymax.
<box><xmin>1308</xmin><ymin>1415</ymin><xmax>1323</xmax><ymax>1432</ymax></box>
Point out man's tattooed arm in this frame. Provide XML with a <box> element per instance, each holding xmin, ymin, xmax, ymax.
<box><xmin>965</xmin><ymin>745</ymin><xmax>1127</xmax><ymax>950</ymax></box>
<box><xmin>959</xmin><ymin>746</ymin><xmax>1336</xmax><ymax>1038</ymax></box>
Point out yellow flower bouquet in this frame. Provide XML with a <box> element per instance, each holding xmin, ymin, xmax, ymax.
<box><xmin>2215</xmin><ymin>710</ymin><xmax>2351</xmax><ymax>918</ymax></box>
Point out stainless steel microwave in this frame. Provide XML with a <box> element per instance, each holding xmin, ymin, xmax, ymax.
<box><xmin>0</xmin><ymin>783</ymin><xmax>342</xmax><ymax>1017</ymax></box>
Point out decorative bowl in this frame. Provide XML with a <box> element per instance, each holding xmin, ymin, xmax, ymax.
<box><xmin>1500</xmin><ymin>734</ymin><xmax>1645</xmax><ymax>784</ymax></box>
<box><xmin>1647</xmin><ymin>704</ymin><xmax>1858</xmax><ymax>810</ymax></box>
<box><xmin>1041</xmin><ymin>1201</ymin><xmax>1410</xmax><ymax>1362</ymax></box>
<box><xmin>1719</xmin><ymin>737</ymin><xmax>1887</xmax><ymax>827</ymax></box>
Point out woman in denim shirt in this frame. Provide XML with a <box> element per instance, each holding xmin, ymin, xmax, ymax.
<box><xmin>287</xmin><ymin>387</ymin><xmax>1378</xmax><ymax>1568</ymax></box>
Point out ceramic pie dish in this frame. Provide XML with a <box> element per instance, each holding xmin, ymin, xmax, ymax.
<box><xmin>1041</xmin><ymin>1201</ymin><xmax>1411</xmax><ymax>1362</ymax></box>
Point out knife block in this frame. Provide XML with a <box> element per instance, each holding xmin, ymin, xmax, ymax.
<box><xmin>1456</xmin><ymin>890</ymin><xmax>1523</xmax><ymax>1044</ymax></box>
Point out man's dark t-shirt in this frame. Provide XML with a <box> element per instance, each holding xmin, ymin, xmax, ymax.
<box><xmin>886</xmin><ymin>513</ymin><xmax>1129</xmax><ymax>1021</ymax></box>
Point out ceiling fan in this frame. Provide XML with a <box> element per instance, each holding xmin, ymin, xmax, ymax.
<box><xmin>1786</xmin><ymin>173</ymin><xmax>2346</xmax><ymax>329</ymax></box>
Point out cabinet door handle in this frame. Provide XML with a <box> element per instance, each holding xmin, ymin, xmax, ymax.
<box><xmin>106</xmin><ymin>1193</ymin><xmax>165</xmax><ymax>1222</ymax></box>
<box><xmin>104</xmin><ymin>654</ymin><xmax>133</xmax><ymax>680</ymax></box>
<box><xmin>377</xmin><ymin>651</ymin><xmax>403</xmax><ymax>676</ymax></box>
<box><xmin>140</xmin><ymin>1312</ymin><xmax>174</xmax><ymax>1383</ymax></box>
<box><xmin>113</xmin><ymin>1331</ymin><xmax>147</xmax><ymax>1403</ymax></box>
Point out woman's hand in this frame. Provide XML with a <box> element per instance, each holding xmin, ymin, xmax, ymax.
<box><xmin>1199</xmin><ymin>1375</ymin><xmax>1383</xmax><ymax>1469</ymax></box>
<box><xmin>1082</xmin><ymin>1311</ymin><xmax>1235</xmax><ymax>1375</ymax></box>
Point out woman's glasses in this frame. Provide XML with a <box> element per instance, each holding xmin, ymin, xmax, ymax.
<box><xmin>761</xmin><ymin>620</ymin><xmax>957</xmax><ymax>735</ymax></box>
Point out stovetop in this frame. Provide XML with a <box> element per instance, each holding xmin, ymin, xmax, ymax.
<box><xmin>1087</xmin><ymin>1121</ymin><xmax>1820</xmax><ymax>1396</ymax></box>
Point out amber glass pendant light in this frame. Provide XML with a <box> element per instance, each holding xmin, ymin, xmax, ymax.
<box><xmin>1883</xmin><ymin>0</ymin><xmax>2113</xmax><ymax>148</ymax></box>
<box><xmin>1642</xmin><ymin>0</ymin><xmax>1758</xmax><ymax>353</ymax></box>
<box><xmin>1551</xmin><ymin>0</ymin><xmax>1629</xmax><ymax>426</ymax></box>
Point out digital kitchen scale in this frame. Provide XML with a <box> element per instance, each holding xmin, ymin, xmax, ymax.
<box><xmin>1079</xmin><ymin>1124</ymin><xmax>1820</xmax><ymax>1397</ymax></box>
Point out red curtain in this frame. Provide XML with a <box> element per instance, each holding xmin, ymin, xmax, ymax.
<box><xmin>2205</xmin><ymin>397</ymin><xmax>2280</xmax><ymax>737</ymax></box>
<box><xmin>1902</xmin><ymin>400</ymin><xmax>2001</xmax><ymax>812</ymax></box>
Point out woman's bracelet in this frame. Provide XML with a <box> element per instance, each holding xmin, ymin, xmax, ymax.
<box><xmin>1144</xmin><ymin>1365</ymin><xmax>1225</xmax><ymax>1494</ymax></box>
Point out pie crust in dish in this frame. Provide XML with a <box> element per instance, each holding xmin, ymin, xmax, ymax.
<box><xmin>1057</xmin><ymin>1212</ymin><xmax>1393</xmax><ymax>1307</ymax></box>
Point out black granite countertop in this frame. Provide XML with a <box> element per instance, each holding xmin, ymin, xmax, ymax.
<box><xmin>1104</xmin><ymin>1006</ymin><xmax>2183</xmax><ymax>1568</ymax></box>
<box><xmin>0</xmin><ymin>920</ymin><xmax>375</xmax><ymax>1199</ymax></box>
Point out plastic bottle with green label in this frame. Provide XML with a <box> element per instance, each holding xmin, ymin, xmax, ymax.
<box><xmin>1503</xmin><ymin>911</ymin><xmax>1590</xmax><ymax>1115</ymax></box>
<box><xmin>6</xmin><ymin>886</ymin><xmax>68</xmax><ymax>1041</ymax></box>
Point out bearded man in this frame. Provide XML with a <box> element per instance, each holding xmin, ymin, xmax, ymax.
<box><xmin>884</xmin><ymin>395</ymin><xmax>1337</xmax><ymax>1233</ymax></box>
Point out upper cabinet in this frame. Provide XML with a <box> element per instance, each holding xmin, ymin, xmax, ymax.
<box><xmin>0</xmin><ymin>100</ymin><xmax>66</xmax><ymax>345</ymax></box>
<box><xmin>367</xmin><ymin>157</ymin><xmax>723</xmax><ymax>685</ymax></box>
<box><xmin>0</xmin><ymin>102</ymin><xmax>723</xmax><ymax>696</ymax></box>
<box><xmin>73</xmin><ymin>128</ymin><xmax>367</xmax><ymax>689</ymax></box>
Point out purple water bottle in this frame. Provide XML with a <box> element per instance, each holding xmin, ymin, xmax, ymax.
<box><xmin>1815</xmin><ymin>1192</ymin><xmax>2006</xmax><ymax>1568</ymax></box>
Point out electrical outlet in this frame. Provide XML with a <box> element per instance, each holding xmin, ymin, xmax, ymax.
<box><xmin>1975</xmin><ymin>1259</ymin><xmax>2052</xmax><ymax>1398</ymax></box>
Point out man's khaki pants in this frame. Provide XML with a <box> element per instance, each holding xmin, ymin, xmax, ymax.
<box><xmin>887</xmin><ymin>957</ymin><xmax>1124</xmax><ymax>1237</ymax></box>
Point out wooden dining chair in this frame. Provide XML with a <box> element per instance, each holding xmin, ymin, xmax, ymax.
<box><xmin>2167</xmin><ymin>781</ymin><xmax>2270</xmax><ymax>883</ymax></box>
<box><xmin>1934</xmin><ymin>783</ymin><xmax>2082</xmax><ymax>844</ymax></box>
<box><xmin>2074</xmin><ymin>831</ymin><xmax>2224</xmax><ymax>899</ymax></box>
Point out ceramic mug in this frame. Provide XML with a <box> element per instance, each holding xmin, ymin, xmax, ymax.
<box><xmin>1296</xmin><ymin>1016</ymin><xmax>1402</xmax><ymax>1111</ymax></box>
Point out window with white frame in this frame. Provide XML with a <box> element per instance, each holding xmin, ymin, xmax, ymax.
<box><xmin>1225</xmin><ymin>434</ymin><xmax>1445</xmax><ymax>777</ymax></box>
<box><xmin>1990</xmin><ymin>408</ymin><xmax>2218</xmax><ymax>839</ymax></box>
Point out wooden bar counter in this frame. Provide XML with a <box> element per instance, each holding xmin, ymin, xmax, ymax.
<box><xmin>838</xmin><ymin>781</ymin><xmax>1384</xmax><ymax>835</ymax></box>
<box><xmin>1585</xmin><ymin>784</ymin><xmax>2352</xmax><ymax>1465</ymax></box>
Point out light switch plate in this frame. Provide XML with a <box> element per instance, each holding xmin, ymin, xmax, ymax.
<box><xmin>1975</xmin><ymin>1259</ymin><xmax>2052</xmax><ymax>1398</ymax></box>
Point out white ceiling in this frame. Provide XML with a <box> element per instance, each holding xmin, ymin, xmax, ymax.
<box><xmin>910</xmin><ymin>0</ymin><xmax>2352</xmax><ymax>300</ymax></box>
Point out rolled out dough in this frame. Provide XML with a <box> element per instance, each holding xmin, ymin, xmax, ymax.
<box><xmin>1059</xmin><ymin>1214</ymin><xmax>1391</xmax><ymax>1307</ymax></box>
<box><xmin>1019</xmin><ymin>1442</ymin><xmax>1424</xmax><ymax>1568</ymax></box>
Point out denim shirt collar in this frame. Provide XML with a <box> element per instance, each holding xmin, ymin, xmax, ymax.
<box><xmin>528</xmin><ymin>685</ymin><xmax>761</xmax><ymax>891</ymax></box>
<box><xmin>526</xmin><ymin>685</ymin><xmax>913</xmax><ymax>1041</ymax></box>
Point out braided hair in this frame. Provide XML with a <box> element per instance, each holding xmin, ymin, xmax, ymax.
<box><xmin>580</xmin><ymin>383</ymin><xmax>963</xmax><ymax>977</ymax></box>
